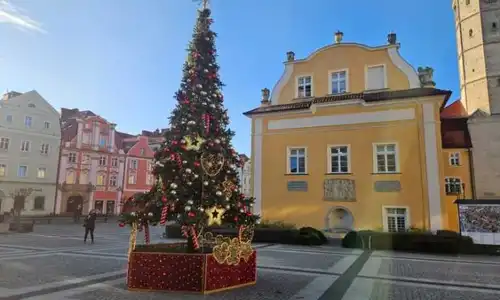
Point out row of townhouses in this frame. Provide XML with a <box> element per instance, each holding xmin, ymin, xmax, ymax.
<box><xmin>0</xmin><ymin>91</ymin><xmax>252</xmax><ymax>216</ymax></box>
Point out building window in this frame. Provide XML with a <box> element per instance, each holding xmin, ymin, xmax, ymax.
<box><xmin>128</xmin><ymin>175</ymin><xmax>137</xmax><ymax>184</ymax></box>
<box><xmin>21</xmin><ymin>140</ymin><xmax>30</xmax><ymax>152</ymax></box>
<box><xmin>24</xmin><ymin>116</ymin><xmax>32</xmax><ymax>128</ymax></box>
<box><xmin>111</xmin><ymin>157</ymin><xmax>118</xmax><ymax>167</ymax></box>
<box><xmin>146</xmin><ymin>174</ymin><xmax>154</xmax><ymax>185</ymax></box>
<box><xmin>328</xmin><ymin>146</ymin><xmax>350</xmax><ymax>173</ymax></box>
<box><xmin>445</xmin><ymin>177</ymin><xmax>462</xmax><ymax>195</ymax></box>
<box><xmin>287</xmin><ymin>147</ymin><xmax>307</xmax><ymax>174</ymax></box>
<box><xmin>82</xmin><ymin>133</ymin><xmax>91</xmax><ymax>144</ymax></box>
<box><xmin>374</xmin><ymin>143</ymin><xmax>398</xmax><ymax>173</ymax></box>
<box><xmin>0</xmin><ymin>164</ymin><xmax>6</xmax><ymax>177</ymax></box>
<box><xmin>97</xmin><ymin>174</ymin><xmax>105</xmax><ymax>186</ymax></box>
<box><xmin>297</xmin><ymin>76</ymin><xmax>312</xmax><ymax>98</ymax></box>
<box><xmin>465</xmin><ymin>0</ymin><xmax>470</xmax><ymax>5</ymax></box>
<box><xmin>469</xmin><ymin>29</ymin><xmax>473</xmax><ymax>37</ymax></box>
<box><xmin>385</xmin><ymin>207</ymin><xmax>408</xmax><ymax>232</ymax></box>
<box><xmin>449</xmin><ymin>152</ymin><xmax>460</xmax><ymax>166</ymax></box>
<box><xmin>0</xmin><ymin>137</ymin><xmax>9</xmax><ymax>150</ymax></box>
<box><xmin>130</xmin><ymin>159</ymin><xmax>138</xmax><ymax>170</ymax></box>
<box><xmin>68</xmin><ymin>153</ymin><xmax>77</xmax><ymax>163</ymax></box>
<box><xmin>99</xmin><ymin>156</ymin><xmax>107</xmax><ymax>166</ymax></box>
<box><xmin>99</xmin><ymin>136</ymin><xmax>107</xmax><ymax>147</ymax></box>
<box><xmin>18</xmin><ymin>165</ymin><xmax>28</xmax><ymax>177</ymax></box>
<box><xmin>37</xmin><ymin>167</ymin><xmax>46</xmax><ymax>178</ymax></box>
<box><xmin>109</xmin><ymin>175</ymin><xmax>117</xmax><ymax>187</ymax></box>
<box><xmin>366</xmin><ymin>65</ymin><xmax>386</xmax><ymax>90</ymax></box>
<box><xmin>44</xmin><ymin>121</ymin><xmax>51</xmax><ymax>129</ymax></box>
<box><xmin>331</xmin><ymin>70</ymin><xmax>347</xmax><ymax>94</ymax></box>
<box><xmin>147</xmin><ymin>161</ymin><xmax>153</xmax><ymax>171</ymax></box>
<box><xmin>493</xmin><ymin>22</ymin><xmax>498</xmax><ymax>31</ymax></box>
<box><xmin>6</xmin><ymin>115</ymin><xmax>12</xmax><ymax>123</ymax></box>
<box><xmin>33</xmin><ymin>196</ymin><xmax>45</xmax><ymax>210</ymax></box>
<box><xmin>140</xmin><ymin>148</ymin><xmax>145</xmax><ymax>156</ymax></box>
<box><xmin>66</xmin><ymin>171</ymin><xmax>75</xmax><ymax>184</ymax></box>
<box><xmin>40</xmin><ymin>143</ymin><xmax>50</xmax><ymax>155</ymax></box>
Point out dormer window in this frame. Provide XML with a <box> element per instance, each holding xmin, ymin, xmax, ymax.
<box><xmin>366</xmin><ymin>65</ymin><xmax>387</xmax><ymax>90</ymax></box>
<box><xmin>330</xmin><ymin>70</ymin><xmax>347</xmax><ymax>94</ymax></box>
<box><xmin>297</xmin><ymin>76</ymin><xmax>312</xmax><ymax>98</ymax></box>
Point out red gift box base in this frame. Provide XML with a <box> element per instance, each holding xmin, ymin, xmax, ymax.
<box><xmin>127</xmin><ymin>245</ymin><xmax>257</xmax><ymax>294</ymax></box>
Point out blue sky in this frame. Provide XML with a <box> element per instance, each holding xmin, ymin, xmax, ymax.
<box><xmin>0</xmin><ymin>0</ymin><xmax>459</xmax><ymax>155</ymax></box>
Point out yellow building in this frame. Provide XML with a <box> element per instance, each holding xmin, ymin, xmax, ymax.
<box><xmin>244</xmin><ymin>32</ymin><xmax>472</xmax><ymax>233</ymax></box>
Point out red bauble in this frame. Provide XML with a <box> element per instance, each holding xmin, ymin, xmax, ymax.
<box><xmin>194</xmin><ymin>161</ymin><xmax>200</xmax><ymax>167</ymax></box>
<box><xmin>119</xmin><ymin>223</ymin><xmax>125</xmax><ymax>228</ymax></box>
<box><xmin>188</xmin><ymin>212</ymin><xmax>195</xmax><ymax>217</ymax></box>
<box><xmin>234</xmin><ymin>216</ymin><xmax>238</xmax><ymax>222</ymax></box>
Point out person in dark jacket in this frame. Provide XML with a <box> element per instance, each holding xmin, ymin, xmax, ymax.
<box><xmin>83</xmin><ymin>210</ymin><xmax>97</xmax><ymax>244</ymax></box>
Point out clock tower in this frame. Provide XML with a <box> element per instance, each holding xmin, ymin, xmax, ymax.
<box><xmin>453</xmin><ymin>0</ymin><xmax>500</xmax><ymax>115</ymax></box>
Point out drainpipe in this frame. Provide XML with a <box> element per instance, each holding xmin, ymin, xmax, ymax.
<box><xmin>53</xmin><ymin>120</ymin><xmax>63</xmax><ymax>215</ymax></box>
<box><xmin>467</xmin><ymin>148</ymin><xmax>477</xmax><ymax>199</ymax></box>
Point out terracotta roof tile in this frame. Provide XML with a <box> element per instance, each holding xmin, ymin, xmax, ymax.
<box><xmin>243</xmin><ymin>88</ymin><xmax>452</xmax><ymax>116</ymax></box>
<box><xmin>440</xmin><ymin>100</ymin><xmax>468</xmax><ymax>119</ymax></box>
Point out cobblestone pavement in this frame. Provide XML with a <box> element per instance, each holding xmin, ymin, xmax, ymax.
<box><xmin>1</xmin><ymin>225</ymin><xmax>499</xmax><ymax>300</ymax></box>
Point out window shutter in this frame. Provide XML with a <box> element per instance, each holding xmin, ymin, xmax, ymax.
<box><xmin>366</xmin><ymin>66</ymin><xmax>385</xmax><ymax>90</ymax></box>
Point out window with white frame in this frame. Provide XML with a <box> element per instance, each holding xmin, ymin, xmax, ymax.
<box><xmin>99</xmin><ymin>156</ymin><xmax>107</xmax><ymax>166</ymax></box>
<box><xmin>385</xmin><ymin>207</ymin><xmax>408</xmax><ymax>232</ymax></box>
<box><xmin>97</xmin><ymin>174</ymin><xmax>105</xmax><ymax>186</ymax></box>
<box><xmin>0</xmin><ymin>138</ymin><xmax>9</xmax><ymax>150</ymax></box>
<box><xmin>140</xmin><ymin>148</ymin><xmax>145</xmax><ymax>156</ymax></box>
<box><xmin>374</xmin><ymin>143</ymin><xmax>398</xmax><ymax>173</ymax></box>
<box><xmin>0</xmin><ymin>164</ymin><xmax>6</xmax><ymax>177</ymax></box>
<box><xmin>366</xmin><ymin>65</ymin><xmax>386</xmax><ymax>90</ymax></box>
<box><xmin>109</xmin><ymin>175</ymin><xmax>117</xmax><ymax>187</ymax></box>
<box><xmin>40</xmin><ymin>143</ymin><xmax>50</xmax><ymax>155</ymax></box>
<box><xmin>445</xmin><ymin>177</ymin><xmax>462</xmax><ymax>195</ymax></box>
<box><xmin>130</xmin><ymin>159</ymin><xmax>138</xmax><ymax>170</ymax></box>
<box><xmin>6</xmin><ymin>115</ymin><xmax>12</xmax><ymax>123</ymax></box>
<box><xmin>99</xmin><ymin>136</ymin><xmax>107</xmax><ymax>147</ymax></box>
<box><xmin>128</xmin><ymin>174</ymin><xmax>137</xmax><ymax>184</ymax></box>
<box><xmin>37</xmin><ymin>167</ymin><xmax>46</xmax><ymax>178</ymax></box>
<box><xmin>287</xmin><ymin>147</ymin><xmax>307</xmax><ymax>174</ymax></box>
<box><xmin>331</xmin><ymin>71</ymin><xmax>347</xmax><ymax>94</ymax></box>
<box><xmin>24</xmin><ymin>116</ymin><xmax>32</xmax><ymax>128</ymax></box>
<box><xmin>297</xmin><ymin>76</ymin><xmax>312</xmax><ymax>98</ymax></box>
<box><xmin>111</xmin><ymin>157</ymin><xmax>118</xmax><ymax>167</ymax></box>
<box><xmin>449</xmin><ymin>152</ymin><xmax>460</xmax><ymax>166</ymax></box>
<box><xmin>21</xmin><ymin>140</ymin><xmax>30</xmax><ymax>152</ymax></box>
<box><xmin>147</xmin><ymin>161</ymin><xmax>153</xmax><ymax>171</ymax></box>
<box><xmin>44</xmin><ymin>121</ymin><xmax>51</xmax><ymax>129</ymax></box>
<box><xmin>146</xmin><ymin>174</ymin><xmax>154</xmax><ymax>185</ymax></box>
<box><xmin>18</xmin><ymin>165</ymin><xmax>28</xmax><ymax>177</ymax></box>
<box><xmin>68</xmin><ymin>153</ymin><xmax>77</xmax><ymax>163</ymax></box>
<box><xmin>329</xmin><ymin>146</ymin><xmax>349</xmax><ymax>173</ymax></box>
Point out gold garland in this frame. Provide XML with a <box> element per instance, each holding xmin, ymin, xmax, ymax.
<box><xmin>201</xmin><ymin>225</ymin><xmax>255</xmax><ymax>266</ymax></box>
<box><xmin>127</xmin><ymin>222</ymin><xmax>138</xmax><ymax>261</ymax></box>
<box><xmin>221</xmin><ymin>179</ymin><xmax>237</xmax><ymax>198</ymax></box>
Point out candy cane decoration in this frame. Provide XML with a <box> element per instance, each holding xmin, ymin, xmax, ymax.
<box><xmin>160</xmin><ymin>196</ymin><xmax>168</xmax><ymax>225</ymax></box>
<box><xmin>144</xmin><ymin>223</ymin><xmax>150</xmax><ymax>245</ymax></box>
<box><xmin>190</xmin><ymin>226</ymin><xmax>200</xmax><ymax>250</ymax></box>
<box><xmin>181</xmin><ymin>225</ymin><xmax>189</xmax><ymax>238</ymax></box>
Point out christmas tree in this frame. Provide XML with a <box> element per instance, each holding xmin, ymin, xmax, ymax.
<box><xmin>119</xmin><ymin>4</ymin><xmax>259</xmax><ymax>253</ymax></box>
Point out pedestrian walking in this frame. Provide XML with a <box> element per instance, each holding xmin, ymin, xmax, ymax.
<box><xmin>83</xmin><ymin>210</ymin><xmax>97</xmax><ymax>244</ymax></box>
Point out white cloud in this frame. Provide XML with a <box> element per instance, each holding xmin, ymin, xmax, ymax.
<box><xmin>0</xmin><ymin>0</ymin><xmax>46</xmax><ymax>33</ymax></box>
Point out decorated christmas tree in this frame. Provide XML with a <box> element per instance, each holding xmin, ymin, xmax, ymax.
<box><xmin>119</xmin><ymin>3</ymin><xmax>259</xmax><ymax>253</ymax></box>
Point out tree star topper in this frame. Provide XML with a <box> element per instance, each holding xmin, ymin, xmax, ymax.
<box><xmin>206</xmin><ymin>206</ymin><xmax>225</xmax><ymax>226</ymax></box>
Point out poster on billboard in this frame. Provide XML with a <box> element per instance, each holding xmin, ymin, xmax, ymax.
<box><xmin>458</xmin><ymin>204</ymin><xmax>500</xmax><ymax>245</ymax></box>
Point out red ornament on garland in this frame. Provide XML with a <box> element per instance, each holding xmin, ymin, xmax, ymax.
<box><xmin>119</xmin><ymin>223</ymin><xmax>125</xmax><ymax>228</ymax></box>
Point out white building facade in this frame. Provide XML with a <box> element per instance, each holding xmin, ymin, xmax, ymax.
<box><xmin>238</xmin><ymin>158</ymin><xmax>252</xmax><ymax>198</ymax></box>
<box><xmin>0</xmin><ymin>91</ymin><xmax>62</xmax><ymax>215</ymax></box>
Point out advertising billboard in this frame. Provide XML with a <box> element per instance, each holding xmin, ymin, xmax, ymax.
<box><xmin>458</xmin><ymin>204</ymin><xmax>500</xmax><ymax>245</ymax></box>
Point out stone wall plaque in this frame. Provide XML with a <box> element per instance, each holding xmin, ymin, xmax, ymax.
<box><xmin>324</xmin><ymin>179</ymin><xmax>356</xmax><ymax>201</ymax></box>
<box><xmin>287</xmin><ymin>181</ymin><xmax>308</xmax><ymax>192</ymax></box>
<box><xmin>374</xmin><ymin>181</ymin><xmax>401</xmax><ymax>192</ymax></box>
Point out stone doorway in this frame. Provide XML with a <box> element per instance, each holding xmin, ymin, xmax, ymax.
<box><xmin>325</xmin><ymin>206</ymin><xmax>354</xmax><ymax>233</ymax></box>
<box><xmin>66</xmin><ymin>195</ymin><xmax>83</xmax><ymax>213</ymax></box>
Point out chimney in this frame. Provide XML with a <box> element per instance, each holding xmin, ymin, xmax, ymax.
<box><xmin>2</xmin><ymin>91</ymin><xmax>22</xmax><ymax>101</ymax></box>
<box><xmin>286</xmin><ymin>51</ymin><xmax>295</xmax><ymax>62</ymax></box>
<box><xmin>387</xmin><ymin>32</ymin><xmax>397</xmax><ymax>45</ymax></box>
<box><xmin>261</xmin><ymin>88</ymin><xmax>270</xmax><ymax>106</ymax></box>
<box><xmin>418</xmin><ymin>67</ymin><xmax>436</xmax><ymax>88</ymax></box>
<box><xmin>335</xmin><ymin>31</ymin><xmax>344</xmax><ymax>43</ymax></box>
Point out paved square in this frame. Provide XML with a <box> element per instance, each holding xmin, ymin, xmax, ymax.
<box><xmin>2</xmin><ymin>224</ymin><xmax>500</xmax><ymax>299</ymax></box>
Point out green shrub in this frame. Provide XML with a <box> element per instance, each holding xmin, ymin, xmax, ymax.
<box><xmin>256</xmin><ymin>220</ymin><xmax>296</xmax><ymax>229</ymax></box>
<box><xmin>299</xmin><ymin>227</ymin><xmax>328</xmax><ymax>244</ymax></box>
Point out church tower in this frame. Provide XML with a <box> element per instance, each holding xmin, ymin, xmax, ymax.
<box><xmin>453</xmin><ymin>0</ymin><xmax>500</xmax><ymax>115</ymax></box>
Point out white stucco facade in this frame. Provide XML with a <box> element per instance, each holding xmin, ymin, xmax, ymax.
<box><xmin>0</xmin><ymin>91</ymin><xmax>61</xmax><ymax>215</ymax></box>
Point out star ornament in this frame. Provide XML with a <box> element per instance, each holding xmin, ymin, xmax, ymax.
<box><xmin>183</xmin><ymin>135</ymin><xmax>205</xmax><ymax>151</ymax></box>
<box><xmin>205</xmin><ymin>206</ymin><xmax>226</xmax><ymax>226</ymax></box>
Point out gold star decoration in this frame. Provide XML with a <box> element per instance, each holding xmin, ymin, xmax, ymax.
<box><xmin>205</xmin><ymin>206</ymin><xmax>225</xmax><ymax>226</ymax></box>
<box><xmin>222</xmin><ymin>180</ymin><xmax>237</xmax><ymax>198</ymax></box>
<box><xmin>183</xmin><ymin>135</ymin><xmax>205</xmax><ymax>151</ymax></box>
